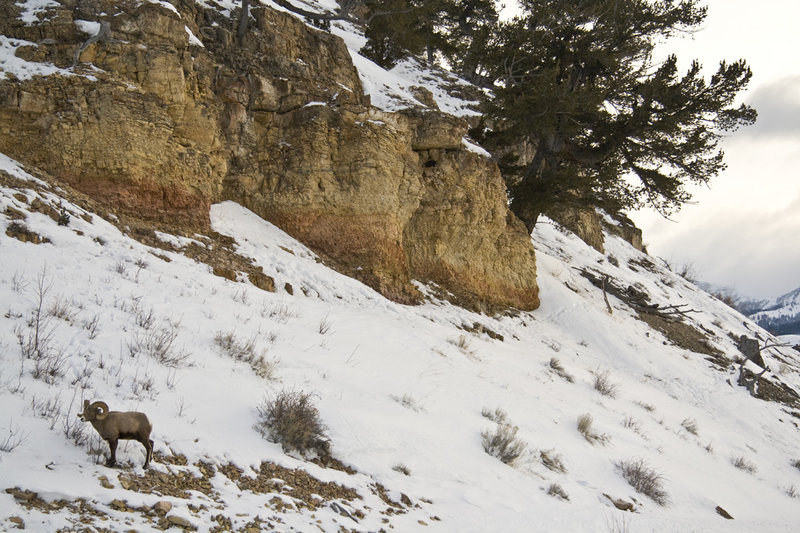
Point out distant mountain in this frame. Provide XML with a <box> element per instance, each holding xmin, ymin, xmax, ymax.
<box><xmin>695</xmin><ymin>281</ymin><xmax>800</xmax><ymax>335</ymax></box>
<box><xmin>743</xmin><ymin>287</ymin><xmax>800</xmax><ymax>335</ymax></box>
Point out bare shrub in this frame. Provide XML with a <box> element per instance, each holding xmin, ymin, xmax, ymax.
<box><xmin>31</xmin><ymin>347</ymin><xmax>67</xmax><ymax>384</ymax></box>
<box><xmin>234</xmin><ymin>288</ymin><xmax>250</xmax><ymax>305</ymax></box>
<box><xmin>449</xmin><ymin>335</ymin><xmax>476</xmax><ymax>358</ymax></box>
<box><xmin>786</xmin><ymin>485</ymin><xmax>799</xmax><ymax>499</ymax></box>
<box><xmin>549</xmin><ymin>357</ymin><xmax>574</xmax><ymax>383</ymax></box>
<box><xmin>131</xmin><ymin>365</ymin><xmax>157</xmax><ymax>400</ymax></box>
<box><xmin>481</xmin><ymin>407</ymin><xmax>509</xmax><ymax>425</ymax></box>
<box><xmin>661</xmin><ymin>259</ymin><xmax>698</xmax><ymax>283</ymax></box>
<box><xmin>261</xmin><ymin>301</ymin><xmax>295</xmax><ymax>323</ymax></box>
<box><xmin>591</xmin><ymin>369</ymin><xmax>619</xmax><ymax>398</ymax></box>
<box><xmin>62</xmin><ymin>411</ymin><xmax>88</xmax><ymax>448</ymax></box>
<box><xmin>255</xmin><ymin>391</ymin><xmax>330</xmax><ymax>458</ymax></box>
<box><xmin>540</xmin><ymin>449</ymin><xmax>566</xmax><ymax>473</ymax></box>
<box><xmin>128</xmin><ymin>323</ymin><xmax>191</xmax><ymax>368</ymax></box>
<box><xmin>0</xmin><ymin>420</ymin><xmax>31</xmax><ymax>452</ymax></box>
<box><xmin>547</xmin><ymin>482</ymin><xmax>569</xmax><ymax>500</ymax></box>
<box><xmin>11</xmin><ymin>270</ymin><xmax>28</xmax><ymax>293</ymax></box>
<box><xmin>214</xmin><ymin>331</ymin><xmax>276</xmax><ymax>380</ymax></box>
<box><xmin>133</xmin><ymin>304</ymin><xmax>155</xmax><ymax>330</ymax></box>
<box><xmin>392</xmin><ymin>464</ymin><xmax>411</xmax><ymax>476</ymax></box>
<box><xmin>577</xmin><ymin>413</ymin><xmax>609</xmax><ymax>445</ymax></box>
<box><xmin>731</xmin><ymin>455</ymin><xmax>757</xmax><ymax>474</ymax></box>
<box><xmin>634</xmin><ymin>401</ymin><xmax>655</xmax><ymax>412</ymax></box>
<box><xmin>30</xmin><ymin>394</ymin><xmax>63</xmax><ymax>427</ymax></box>
<box><xmin>318</xmin><ymin>315</ymin><xmax>333</xmax><ymax>335</ymax></box>
<box><xmin>616</xmin><ymin>458</ymin><xmax>668</xmax><ymax>506</ymax></box>
<box><xmin>16</xmin><ymin>266</ymin><xmax>56</xmax><ymax>362</ymax></box>
<box><xmin>681</xmin><ymin>418</ymin><xmax>699</xmax><ymax>435</ymax></box>
<box><xmin>82</xmin><ymin>314</ymin><xmax>101</xmax><ymax>339</ymax></box>
<box><xmin>622</xmin><ymin>416</ymin><xmax>641</xmax><ymax>431</ymax></box>
<box><xmin>481</xmin><ymin>424</ymin><xmax>526</xmax><ymax>465</ymax></box>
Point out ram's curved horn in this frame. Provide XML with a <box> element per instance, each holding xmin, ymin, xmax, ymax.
<box><xmin>91</xmin><ymin>401</ymin><xmax>109</xmax><ymax>420</ymax></box>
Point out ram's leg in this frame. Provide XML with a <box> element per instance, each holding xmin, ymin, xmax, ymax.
<box><xmin>141</xmin><ymin>438</ymin><xmax>153</xmax><ymax>468</ymax></box>
<box><xmin>106</xmin><ymin>439</ymin><xmax>118</xmax><ymax>467</ymax></box>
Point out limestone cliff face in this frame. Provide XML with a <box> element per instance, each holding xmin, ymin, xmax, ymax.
<box><xmin>0</xmin><ymin>0</ymin><xmax>539</xmax><ymax>310</ymax></box>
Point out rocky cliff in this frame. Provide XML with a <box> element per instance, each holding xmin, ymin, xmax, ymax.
<box><xmin>0</xmin><ymin>0</ymin><xmax>539</xmax><ymax>310</ymax></box>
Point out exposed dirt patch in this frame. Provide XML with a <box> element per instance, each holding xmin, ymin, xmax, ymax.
<box><xmin>738</xmin><ymin>368</ymin><xmax>800</xmax><ymax>410</ymax></box>
<box><xmin>118</xmin><ymin>465</ymin><xmax>216</xmax><ymax>500</ymax></box>
<box><xmin>0</xmin><ymin>168</ymin><xmax>275</xmax><ymax>294</ymax></box>
<box><xmin>459</xmin><ymin>321</ymin><xmax>505</xmax><ymax>341</ymax></box>
<box><xmin>5</xmin><ymin>221</ymin><xmax>50</xmax><ymax>244</ymax></box>
<box><xmin>636</xmin><ymin>311</ymin><xmax>724</xmax><ymax>358</ymax></box>
<box><xmin>222</xmin><ymin>461</ymin><xmax>360</xmax><ymax>510</ymax></box>
<box><xmin>153</xmin><ymin>452</ymin><xmax>188</xmax><ymax>466</ymax></box>
<box><xmin>627</xmin><ymin>257</ymin><xmax>660</xmax><ymax>274</ymax></box>
<box><xmin>4</xmin><ymin>488</ymin><xmax>113</xmax><ymax>530</ymax></box>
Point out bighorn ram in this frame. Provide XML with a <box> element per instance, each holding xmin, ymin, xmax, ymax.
<box><xmin>78</xmin><ymin>400</ymin><xmax>153</xmax><ymax>468</ymax></box>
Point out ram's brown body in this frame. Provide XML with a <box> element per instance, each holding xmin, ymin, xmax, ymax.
<box><xmin>78</xmin><ymin>400</ymin><xmax>153</xmax><ymax>468</ymax></box>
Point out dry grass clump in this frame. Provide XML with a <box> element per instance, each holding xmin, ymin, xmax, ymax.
<box><xmin>577</xmin><ymin>414</ymin><xmax>609</xmax><ymax>445</ymax></box>
<box><xmin>540</xmin><ymin>449</ymin><xmax>566</xmax><ymax>473</ymax></box>
<box><xmin>549</xmin><ymin>358</ymin><xmax>575</xmax><ymax>383</ymax></box>
<box><xmin>731</xmin><ymin>455</ymin><xmax>757</xmax><ymax>474</ymax></box>
<box><xmin>547</xmin><ymin>482</ymin><xmax>569</xmax><ymax>500</ymax></box>
<box><xmin>591</xmin><ymin>369</ymin><xmax>620</xmax><ymax>398</ymax></box>
<box><xmin>681</xmin><ymin>418</ymin><xmax>699</xmax><ymax>435</ymax></box>
<box><xmin>481</xmin><ymin>407</ymin><xmax>509</xmax><ymax>425</ymax></box>
<box><xmin>214</xmin><ymin>331</ymin><xmax>276</xmax><ymax>379</ymax></box>
<box><xmin>392</xmin><ymin>464</ymin><xmax>411</xmax><ymax>476</ymax></box>
<box><xmin>255</xmin><ymin>391</ymin><xmax>330</xmax><ymax>458</ymax></box>
<box><xmin>616</xmin><ymin>458</ymin><xmax>668</xmax><ymax>506</ymax></box>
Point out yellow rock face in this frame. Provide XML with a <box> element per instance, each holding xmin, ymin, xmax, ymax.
<box><xmin>0</xmin><ymin>1</ymin><xmax>538</xmax><ymax>311</ymax></box>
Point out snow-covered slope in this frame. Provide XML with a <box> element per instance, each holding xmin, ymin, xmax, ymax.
<box><xmin>3</xmin><ymin>1</ymin><xmax>800</xmax><ymax>531</ymax></box>
<box><xmin>2</xmin><ymin>152</ymin><xmax>800</xmax><ymax>532</ymax></box>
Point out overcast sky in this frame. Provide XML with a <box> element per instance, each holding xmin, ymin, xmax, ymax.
<box><xmin>497</xmin><ymin>1</ymin><xmax>799</xmax><ymax>298</ymax></box>
<box><xmin>629</xmin><ymin>0</ymin><xmax>800</xmax><ymax>299</ymax></box>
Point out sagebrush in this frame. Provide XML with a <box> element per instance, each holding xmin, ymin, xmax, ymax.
<box><xmin>547</xmin><ymin>482</ymin><xmax>569</xmax><ymax>500</ymax></box>
<box><xmin>214</xmin><ymin>330</ymin><xmax>276</xmax><ymax>379</ymax></box>
<box><xmin>481</xmin><ymin>424</ymin><xmax>526</xmax><ymax>465</ymax></box>
<box><xmin>255</xmin><ymin>390</ymin><xmax>330</xmax><ymax>458</ymax></box>
<box><xmin>616</xmin><ymin>458</ymin><xmax>668</xmax><ymax>506</ymax></box>
<box><xmin>591</xmin><ymin>369</ymin><xmax>619</xmax><ymax>398</ymax></box>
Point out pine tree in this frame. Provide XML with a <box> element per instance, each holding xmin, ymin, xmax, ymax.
<box><xmin>475</xmin><ymin>0</ymin><xmax>756</xmax><ymax>230</ymax></box>
<box><xmin>361</xmin><ymin>0</ymin><xmax>426</xmax><ymax>68</ymax></box>
<box><xmin>360</xmin><ymin>0</ymin><xmax>498</xmax><ymax>69</ymax></box>
<box><xmin>438</xmin><ymin>0</ymin><xmax>499</xmax><ymax>84</ymax></box>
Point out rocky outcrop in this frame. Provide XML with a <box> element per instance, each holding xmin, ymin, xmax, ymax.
<box><xmin>0</xmin><ymin>0</ymin><xmax>539</xmax><ymax>310</ymax></box>
<box><xmin>405</xmin><ymin>147</ymin><xmax>539</xmax><ymax>311</ymax></box>
<box><xmin>551</xmin><ymin>208</ymin><xmax>605</xmax><ymax>253</ymax></box>
<box><xmin>603</xmin><ymin>213</ymin><xmax>645</xmax><ymax>253</ymax></box>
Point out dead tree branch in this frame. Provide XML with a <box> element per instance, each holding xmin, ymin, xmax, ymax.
<box><xmin>577</xmin><ymin>268</ymin><xmax>698</xmax><ymax>320</ymax></box>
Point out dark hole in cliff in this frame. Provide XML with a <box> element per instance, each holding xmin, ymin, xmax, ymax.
<box><xmin>424</xmin><ymin>160</ymin><xmax>437</xmax><ymax>168</ymax></box>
